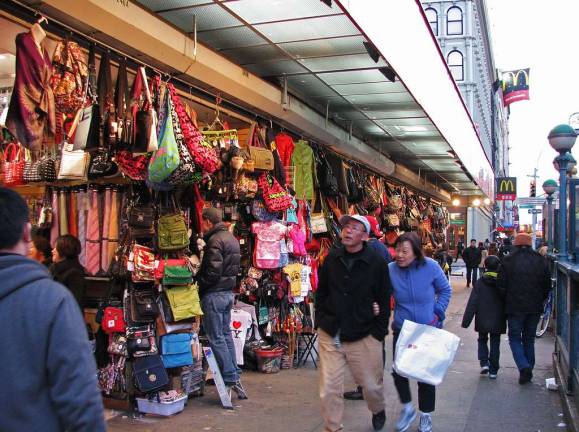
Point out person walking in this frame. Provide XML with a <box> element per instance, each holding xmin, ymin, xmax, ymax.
<box><xmin>434</xmin><ymin>243</ymin><xmax>453</xmax><ymax>280</ymax></box>
<box><xmin>461</xmin><ymin>256</ymin><xmax>506</xmax><ymax>379</ymax></box>
<box><xmin>49</xmin><ymin>234</ymin><xmax>87</xmax><ymax>308</ymax></box>
<box><xmin>462</xmin><ymin>239</ymin><xmax>482</xmax><ymax>287</ymax></box>
<box><xmin>0</xmin><ymin>187</ymin><xmax>105</xmax><ymax>432</ymax></box>
<box><xmin>498</xmin><ymin>237</ymin><xmax>515</xmax><ymax>260</ymax></box>
<box><xmin>198</xmin><ymin>208</ymin><xmax>247</xmax><ymax>399</ymax></box>
<box><xmin>478</xmin><ymin>242</ymin><xmax>488</xmax><ymax>277</ymax></box>
<box><xmin>316</xmin><ymin>214</ymin><xmax>391</xmax><ymax>432</ymax></box>
<box><xmin>388</xmin><ymin>232</ymin><xmax>452</xmax><ymax>432</ymax></box>
<box><xmin>455</xmin><ymin>239</ymin><xmax>464</xmax><ymax>263</ymax></box>
<box><xmin>498</xmin><ymin>233</ymin><xmax>550</xmax><ymax>384</ymax></box>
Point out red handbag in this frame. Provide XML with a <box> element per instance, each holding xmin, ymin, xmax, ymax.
<box><xmin>258</xmin><ymin>173</ymin><xmax>292</xmax><ymax>212</ymax></box>
<box><xmin>115</xmin><ymin>150</ymin><xmax>150</xmax><ymax>181</ymax></box>
<box><xmin>154</xmin><ymin>257</ymin><xmax>189</xmax><ymax>280</ymax></box>
<box><xmin>1</xmin><ymin>143</ymin><xmax>26</xmax><ymax>187</ymax></box>
<box><xmin>102</xmin><ymin>307</ymin><xmax>126</xmax><ymax>334</ymax></box>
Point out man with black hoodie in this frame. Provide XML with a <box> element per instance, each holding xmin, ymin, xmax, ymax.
<box><xmin>462</xmin><ymin>239</ymin><xmax>482</xmax><ymax>287</ymax></box>
<box><xmin>0</xmin><ymin>187</ymin><xmax>105</xmax><ymax>432</ymax></box>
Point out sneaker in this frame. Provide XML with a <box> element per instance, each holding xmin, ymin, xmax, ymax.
<box><xmin>480</xmin><ymin>365</ymin><xmax>489</xmax><ymax>375</ymax></box>
<box><xmin>489</xmin><ymin>373</ymin><xmax>497</xmax><ymax>379</ymax></box>
<box><xmin>518</xmin><ymin>367</ymin><xmax>533</xmax><ymax>385</ymax></box>
<box><xmin>417</xmin><ymin>413</ymin><xmax>432</xmax><ymax>432</ymax></box>
<box><xmin>395</xmin><ymin>404</ymin><xmax>417</xmax><ymax>432</ymax></box>
<box><xmin>372</xmin><ymin>410</ymin><xmax>386</xmax><ymax>431</ymax></box>
<box><xmin>344</xmin><ymin>386</ymin><xmax>364</xmax><ymax>400</ymax></box>
<box><xmin>228</xmin><ymin>380</ymin><xmax>248</xmax><ymax>399</ymax></box>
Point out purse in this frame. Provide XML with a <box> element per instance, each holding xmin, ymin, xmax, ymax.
<box><xmin>132</xmin><ymin>67</ymin><xmax>158</xmax><ymax>154</ymax></box>
<box><xmin>161</xmin><ymin>333</ymin><xmax>194</xmax><ymax>368</ymax></box>
<box><xmin>57</xmin><ymin>142</ymin><xmax>90</xmax><ymax>181</ymax></box>
<box><xmin>130</xmin><ymin>289</ymin><xmax>159</xmax><ymax>323</ymax></box>
<box><xmin>154</xmin><ymin>257</ymin><xmax>188</xmax><ymax>280</ymax></box>
<box><xmin>132</xmin><ymin>244</ymin><xmax>156</xmax><ymax>283</ymax></box>
<box><xmin>165</xmin><ymin>283</ymin><xmax>203</xmax><ymax>321</ymax></box>
<box><xmin>37</xmin><ymin>150</ymin><xmax>57</xmax><ymax>182</ymax></box>
<box><xmin>127</xmin><ymin>333</ymin><xmax>157</xmax><ymax>358</ymax></box>
<box><xmin>162</xmin><ymin>261</ymin><xmax>193</xmax><ymax>286</ymax></box>
<box><xmin>128</xmin><ymin>206</ymin><xmax>154</xmax><ymax>230</ymax></box>
<box><xmin>101</xmin><ymin>307</ymin><xmax>126</xmax><ymax>333</ymax></box>
<box><xmin>1</xmin><ymin>143</ymin><xmax>25</xmax><ymax>186</ymax></box>
<box><xmin>133</xmin><ymin>354</ymin><xmax>169</xmax><ymax>393</ymax></box>
<box><xmin>258</xmin><ymin>173</ymin><xmax>293</xmax><ymax>212</ymax></box>
<box><xmin>107</xmin><ymin>334</ymin><xmax>128</xmax><ymax>357</ymax></box>
<box><xmin>316</xmin><ymin>152</ymin><xmax>339</xmax><ymax>197</ymax></box>
<box><xmin>148</xmin><ymin>88</ymin><xmax>180</xmax><ymax>183</ymax></box>
<box><xmin>23</xmin><ymin>149</ymin><xmax>42</xmax><ymax>183</ymax></box>
<box><xmin>157</xmin><ymin>203</ymin><xmax>189</xmax><ymax>251</ymax></box>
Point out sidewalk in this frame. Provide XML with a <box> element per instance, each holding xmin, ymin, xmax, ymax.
<box><xmin>107</xmin><ymin>272</ymin><xmax>565</xmax><ymax>432</ymax></box>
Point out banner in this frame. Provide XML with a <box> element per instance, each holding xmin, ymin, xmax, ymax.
<box><xmin>496</xmin><ymin>177</ymin><xmax>517</xmax><ymax>201</ymax></box>
<box><xmin>501</xmin><ymin>69</ymin><xmax>530</xmax><ymax>106</ymax></box>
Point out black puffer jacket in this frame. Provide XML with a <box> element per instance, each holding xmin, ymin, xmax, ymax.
<box><xmin>498</xmin><ymin>246</ymin><xmax>550</xmax><ymax>314</ymax></box>
<box><xmin>462</xmin><ymin>246</ymin><xmax>482</xmax><ymax>267</ymax></box>
<box><xmin>462</xmin><ymin>272</ymin><xmax>506</xmax><ymax>334</ymax></box>
<box><xmin>198</xmin><ymin>223</ymin><xmax>240</xmax><ymax>298</ymax></box>
<box><xmin>49</xmin><ymin>258</ymin><xmax>86</xmax><ymax>308</ymax></box>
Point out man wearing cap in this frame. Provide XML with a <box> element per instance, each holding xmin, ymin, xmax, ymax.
<box><xmin>498</xmin><ymin>232</ymin><xmax>550</xmax><ymax>385</ymax></box>
<box><xmin>198</xmin><ymin>208</ymin><xmax>246</xmax><ymax>399</ymax></box>
<box><xmin>316</xmin><ymin>214</ymin><xmax>391</xmax><ymax>431</ymax></box>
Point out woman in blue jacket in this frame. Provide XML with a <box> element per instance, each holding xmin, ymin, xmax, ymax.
<box><xmin>389</xmin><ymin>232</ymin><xmax>452</xmax><ymax>432</ymax></box>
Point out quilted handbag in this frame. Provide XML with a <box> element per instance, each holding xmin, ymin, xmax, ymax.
<box><xmin>258</xmin><ymin>173</ymin><xmax>293</xmax><ymax>212</ymax></box>
<box><xmin>130</xmin><ymin>289</ymin><xmax>159</xmax><ymax>323</ymax></box>
<box><xmin>165</xmin><ymin>283</ymin><xmax>203</xmax><ymax>321</ymax></box>
<box><xmin>148</xmin><ymin>88</ymin><xmax>180</xmax><ymax>183</ymax></box>
<box><xmin>162</xmin><ymin>263</ymin><xmax>193</xmax><ymax>286</ymax></box>
<box><xmin>133</xmin><ymin>354</ymin><xmax>169</xmax><ymax>393</ymax></box>
<box><xmin>161</xmin><ymin>333</ymin><xmax>193</xmax><ymax>368</ymax></box>
<box><xmin>101</xmin><ymin>307</ymin><xmax>126</xmax><ymax>334</ymax></box>
<box><xmin>23</xmin><ymin>150</ymin><xmax>42</xmax><ymax>183</ymax></box>
<box><xmin>37</xmin><ymin>153</ymin><xmax>57</xmax><ymax>182</ymax></box>
<box><xmin>1</xmin><ymin>143</ymin><xmax>25</xmax><ymax>186</ymax></box>
<box><xmin>157</xmin><ymin>212</ymin><xmax>189</xmax><ymax>251</ymax></box>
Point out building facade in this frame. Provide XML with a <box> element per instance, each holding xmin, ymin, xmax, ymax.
<box><xmin>422</xmin><ymin>0</ymin><xmax>510</xmax><ymax>244</ymax></box>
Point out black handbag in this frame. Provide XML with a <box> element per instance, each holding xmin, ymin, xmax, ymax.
<box><xmin>133</xmin><ymin>354</ymin><xmax>169</xmax><ymax>393</ymax></box>
<box><xmin>317</xmin><ymin>153</ymin><xmax>339</xmax><ymax>197</ymax></box>
<box><xmin>128</xmin><ymin>206</ymin><xmax>154</xmax><ymax>229</ymax></box>
<box><xmin>88</xmin><ymin>148</ymin><xmax>116</xmax><ymax>179</ymax></box>
<box><xmin>130</xmin><ymin>289</ymin><xmax>159</xmax><ymax>323</ymax></box>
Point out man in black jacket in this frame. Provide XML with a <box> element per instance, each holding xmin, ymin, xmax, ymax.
<box><xmin>316</xmin><ymin>215</ymin><xmax>391</xmax><ymax>432</ymax></box>
<box><xmin>462</xmin><ymin>239</ymin><xmax>482</xmax><ymax>287</ymax></box>
<box><xmin>498</xmin><ymin>233</ymin><xmax>550</xmax><ymax>385</ymax></box>
<box><xmin>198</xmin><ymin>208</ymin><xmax>246</xmax><ymax>398</ymax></box>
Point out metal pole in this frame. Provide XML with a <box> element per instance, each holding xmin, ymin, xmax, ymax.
<box><xmin>547</xmin><ymin>195</ymin><xmax>554</xmax><ymax>252</ymax></box>
<box><xmin>532</xmin><ymin>210</ymin><xmax>537</xmax><ymax>249</ymax></box>
<box><xmin>558</xmin><ymin>156</ymin><xmax>568</xmax><ymax>258</ymax></box>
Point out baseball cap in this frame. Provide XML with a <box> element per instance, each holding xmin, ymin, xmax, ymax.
<box><xmin>365</xmin><ymin>215</ymin><xmax>383</xmax><ymax>237</ymax></box>
<box><xmin>339</xmin><ymin>214</ymin><xmax>370</xmax><ymax>234</ymax></box>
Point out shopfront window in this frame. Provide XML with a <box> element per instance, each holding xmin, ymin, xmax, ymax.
<box><xmin>447</xmin><ymin>50</ymin><xmax>464</xmax><ymax>81</ymax></box>
<box><xmin>425</xmin><ymin>8</ymin><xmax>438</xmax><ymax>36</ymax></box>
<box><xmin>447</xmin><ymin>6</ymin><xmax>463</xmax><ymax>35</ymax></box>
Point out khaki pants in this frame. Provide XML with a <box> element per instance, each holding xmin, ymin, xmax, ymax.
<box><xmin>318</xmin><ymin>330</ymin><xmax>385</xmax><ymax>432</ymax></box>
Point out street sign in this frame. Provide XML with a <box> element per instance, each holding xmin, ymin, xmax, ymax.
<box><xmin>517</xmin><ymin>197</ymin><xmax>545</xmax><ymax>206</ymax></box>
<box><xmin>527</xmin><ymin>209</ymin><xmax>542</xmax><ymax>214</ymax></box>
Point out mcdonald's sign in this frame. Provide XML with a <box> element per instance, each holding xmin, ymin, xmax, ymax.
<box><xmin>501</xmin><ymin>69</ymin><xmax>530</xmax><ymax>107</ymax></box>
<box><xmin>496</xmin><ymin>177</ymin><xmax>517</xmax><ymax>200</ymax></box>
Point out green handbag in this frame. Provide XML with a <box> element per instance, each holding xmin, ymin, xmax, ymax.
<box><xmin>157</xmin><ymin>212</ymin><xmax>189</xmax><ymax>251</ymax></box>
<box><xmin>165</xmin><ymin>283</ymin><xmax>203</xmax><ymax>321</ymax></box>
<box><xmin>162</xmin><ymin>262</ymin><xmax>193</xmax><ymax>285</ymax></box>
<box><xmin>148</xmin><ymin>88</ymin><xmax>180</xmax><ymax>183</ymax></box>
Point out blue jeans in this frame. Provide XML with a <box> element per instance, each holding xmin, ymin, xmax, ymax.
<box><xmin>478</xmin><ymin>332</ymin><xmax>501</xmax><ymax>374</ymax></box>
<box><xmin>507</xmin><ymin>313</ymin><xmax>541</xmax><ymax>371</ymax></box>
<box><xmin>201</xmin><ymin>292</ymin><xmax>240</xmax><ymax>384</ymax></box>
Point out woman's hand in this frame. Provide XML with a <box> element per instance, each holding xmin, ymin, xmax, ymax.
<box><xmin>373</xmin><ymin>302</ymin><xmax>380</xmax><ymax>316</ymax></box>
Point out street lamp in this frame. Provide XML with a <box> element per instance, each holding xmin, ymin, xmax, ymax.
<box><xmin>549</xmin><ymin>124</ymin><xmax>577</xmax><ymax>259</ymax></box>
<box><xmin>542</xmin><ymin>179</ymin><xmax>558</xmax><ymax>253</ymax></box>
<box><xmin>472</xmin><ymin>198</ymin><xmax>481</xmax><ymax>207</ymax></box>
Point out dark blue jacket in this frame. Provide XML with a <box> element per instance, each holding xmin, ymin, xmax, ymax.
<box><xmin>0</xmin><ymin>254</ymin><xmax>105</xmax><ymax>432</ymax></box>
<box><xmin>367</xmin><ymin>238</ymin><xmax>392</xmax><ymax>263</ymax></box>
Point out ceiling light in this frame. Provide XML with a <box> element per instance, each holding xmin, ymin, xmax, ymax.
<box><xmin>363</xmin><ymin>41</ymin><xmax>380</xmax><ymax>63</ymax></box>
<box><xmin>483</xmin><ymin>198</ymin><xmax>491</xmax><ymax>205</ymax></box>
<box><xmin>472</xmin><ymin>198</ymin><xmax>481</xmax><ymax>207</ymax></box>
<box><xmin>0</xmin><ymin>54</ymin><xmax>5</xmax><ymax>60</ymax></box>
<box><xmin>452</xmin><ymin>198</ymin><xmax>460</xmax><ymax>206</ymax></box>
<box><xmin>400</xmin><ymin>126</ymin><xmax>427</xmax><ymax>132</ymax></box>
<box><xmin>379</xmin><ymin>66</ymin><xmax>396</xmax><ymax>82</ymax></box>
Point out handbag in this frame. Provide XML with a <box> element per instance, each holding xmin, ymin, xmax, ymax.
<box><xmin>162</xmin><ymin>261</ymin><xmax>193</xmax><ymax>286</ymax></box>
<box><xmin>107</xmin><ymin>334</ymin><xmax>128</xmax><ymax>357</ymax></box>
<box><xmin>251</xmin><ymin>198</ymin><xmax>279</xmax><ymax>222</ymax></box>
<box><xmin>115</xmin><ymin>150</ymin><xmax>150</xmax><ymax>181</ymax></box>
<box><xmin>160</xmin><ymin>333</ymin><xmax>194</xmax><ymax>368</ymax></box>
<box><xmin>258</xmin><ymin>173</ymin><xmax>293</xmax><ymax>212</ymax></box>
<box><xmin>148</xmin><ymin>88</ymin><xmax>180</xmax><ymax>183</ymax></box>
<box><xmin>133</xmin><ymin>354</ymin><xmax>169</xmax><ymax>393</ymax></box>
<box><xmin>155</xmin><ymin>257</ymin><xmax>189</xmax><ymax>280</ymax></box>
<box><xmin>88</xmin><ymin>148</ymin><xmax>116</xmax><ymax>179</ymax></box>
<box><xmin>23</xmin><ymin>150</ymin><xmax>42</xmax><ymax>183</ymax></box>
<box><xmin>73</xmin><ymin>105</ymin><xmax>94</xmax><ymax>150</ymax></box>
<box><xmin>393</xmin><ymin>320</ymin><xmax>460</xmax><ymax>386</ymax></box>
<box><xmin>165</xmin><ymin>283</ymin><xmax>203</xmax><ymax>321</ymax></box>
<box><xmin>316</xmin><ymin>152</ymin><xmax>339</xmax><ymax>197</ymax></box>
<box><xmin>101</xmin><ymin>307</ymin><xmax>126</xmax><ymax>334</ymax></box>
<box><xmin>132</xmin><ymin>244</ymin><xmax>156</xmax><ymax>283</ymax></box>
<box><xmin>1</xmin><ymin>143</ymin><xmax>25</xmax><ymax>186</ymax></box>
<box><xmin>130</xmin><ymin>289</ymin><xmax>159</xmax><ymax>323</ymax></box>
<box><xmin>132</xmin><ymin>67</ymin><xmax>158</xmax><ymax>154</ymax></box>
<box><xmin>128</xmin><ymin>206</ymin><xmax>154</xmax><ymax>230</ymax></box>
<box><xmin>127</xmin><ymin>333</ymin><xmax>157</xmax><ymax>358</ymax></box>
<box><xmin>37</xmin><ymin>150</ymin><xmax>57</xmax><ymax>182</ymax></box>
<box><xmin>57</xmin><ymin>143</ymin><xmax>90</xmax><ymax>181</ymax></box>
<box><xmin>157</xmin><ymin>210</ymin><xmax>189</xmax><ymax>251</ymax></box>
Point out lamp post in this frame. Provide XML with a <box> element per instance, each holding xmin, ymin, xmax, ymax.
<box><xmin>549</xmin><ymin>124</ymin><xmax>577</xmax><ymax>259</ymax></box>
<box><xmin>542</xmin><ymin>179</ymin><xmax>558</xmax><ymax>252</ymax></box>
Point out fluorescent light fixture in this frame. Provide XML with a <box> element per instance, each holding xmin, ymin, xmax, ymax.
<box><xmin>400</xmin><ymin>125</ymin><xmax>427</xmax><ymax>132</ymax></box>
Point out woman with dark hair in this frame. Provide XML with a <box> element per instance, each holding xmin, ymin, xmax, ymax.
<box><xmin>488</xmin><ymin>242</ymin><xmax>499</xmax><ymax>257</ymax></box>
<box><xmin>388</xmin><ymin>232</ymin><xmax>452</xmax><ymax>432</ymax></box>
<box><xmin>49</xmin><ymin>234</ymin><xmax>86</xmax><ymax>308</ymax></box>
<box><xmin>29</xmin><ymin>235</ymin><xmax>53</xmax><ymax>267</ymax></box>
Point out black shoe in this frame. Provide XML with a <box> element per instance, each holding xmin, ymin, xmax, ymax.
<box><xmin>372</xmin><ymin>410</ymin><xmax>386</xmax><ymax>431</ymax></box>
<box><xmin>343</xmin><ymin>386</ymin><xmax>364</xmax><ymax>400</ymax></box>
<box><xmin>518</xmin><ymin>367</ymin><xmax>533</xmax><ymax>385</ymax></box>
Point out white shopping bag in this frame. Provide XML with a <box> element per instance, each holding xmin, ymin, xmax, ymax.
<box><xmin>393</xmin><ymin>320</ymin><xmax>460</xmax><ymax>386</ymax></box>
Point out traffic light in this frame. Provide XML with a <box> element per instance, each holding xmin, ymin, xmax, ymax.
<box><xmin>530</xmin><ymin>180</ymin><xmax>536</xmax><ymax>197</ymax></box>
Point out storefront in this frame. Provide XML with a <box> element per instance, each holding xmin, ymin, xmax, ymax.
<box><xmin>0</xmin><ymin>0</ymin><xmax>490</xmax><ymax>417</ymax></box>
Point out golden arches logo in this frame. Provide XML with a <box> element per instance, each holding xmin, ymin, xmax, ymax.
<box><xmin>501</xmin><ymin>69</ymin><xmax>529</xmax><ymax>91</ymax></box>
<box><xmin>498</xmin><ymin>179</ymin><xmax>514</xmax><ymax>193</ymax></box>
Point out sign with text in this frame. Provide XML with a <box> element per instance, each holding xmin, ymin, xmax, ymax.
<box><xmin>496</xmin><ymin>177</ymin><xmax>517</xmax><ymax>201</ymax></box>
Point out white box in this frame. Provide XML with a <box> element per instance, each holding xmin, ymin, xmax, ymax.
<box><xmin>136</xmin><ymin>395</ymin><xmax>187</xmax><ymax>416</ymax></box>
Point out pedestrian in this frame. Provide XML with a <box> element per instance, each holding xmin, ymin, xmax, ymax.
<box><xmin>498</xmin><ymin>233</ymin><xmax>550</xmax><ymax>384</ymax></box>
<box><xmin>456</xmin><ymin>238</ymin><xmax>464</xmax><ymax>263</ymax></box>
<box><xmin>498</xmin><ymin>237</ymin><xmax>515</xmax><ymax>260</ymax></box>
<box><xmin>488</xmin><ymin>242</ymin><xmax>498</xmax><ymax>257</ymax></box>
<box><xmin>462</xmin><ymin>239</ymin><xmax>482</xmax><ymax>287</ymax></box>
<box><xmin>478</xmin><ymin>242</ymin><xmax>488</xmax><ymax>276</ymax></box>
<box><xmin>461</xmin><ymin>255</ymin><xmax>506</xmax><ymax>379</ymax></box>
<box><xmin>434</xmin><ymin>243</ymin><xmax>453</xmax><ymax>279</ymax></box>
<box><xmin>484</xmin><ymin>238</ymin><xmax>490</xmax><ymax>249</ymax></box>
<box><xmin>423</xmin><ymin>244</ymin><xmax>434</xmax><ymax>258</ymax></box>
<box><xmin>29</xmin><ymin>233</ymin><xmax>53</xmax><ymax>267</ymax></box>
<box><xmin>49</xmin><ymin>234</ymin><xmax>87</xmax><ymax>308</ymax></box>
<box><xmin>388</xmin><ymin>232</ymin><xmax>452</xmax><ymax>432</ymax></box>
<box><xmin>198</xmin><ymin>208</ymin><xmax>247</xmax><ymax>399</ymax></box>
<box><xmin>0</xmin><ymin>187</ymin><xmax>105</xmax><ymax>432</ymax></box>
<box><xmin>315</xmin><ymin>214</ymin><xmax>391</xmax><ymax>432</ymax></box>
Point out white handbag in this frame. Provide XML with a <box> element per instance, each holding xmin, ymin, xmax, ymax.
<box><xmin>57</xmin><ymin>143</ymin><xmax>90</xmax><ymax>181</ymax></box>
<box><xmin>393</xmin><ymin>320</ymin><xmax>460</xmax><ymax>386</ymax></box>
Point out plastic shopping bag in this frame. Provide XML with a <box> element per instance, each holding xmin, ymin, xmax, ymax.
<box><xmin>393</xmin><ymin>320</ymin><xmax>460</xmax><ymax>386</ymax></box>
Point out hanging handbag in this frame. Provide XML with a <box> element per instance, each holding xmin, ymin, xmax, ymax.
<box><xmin>161</xmin><ymin>333</ymin><xmax>194</xmax><ymax>368</ymax></box>
<box><xmin>132</xmin><ymin>244</ymin><xmax>156</xmax><ymax>283</ymax></box>
<box><xmin>133</xmin><ymin>354</ymin><xmax>169</xmax><ymax>393</ymax></box>
<box><xmin>127</xmin><ymin>329</ymin><xmax>157</xmax><ymax>358</ymax></box>
<box><xmin>157</xmin><ymin>212</ymin><xmax>189</xmax><ymax>251</ymax></box>
<box><xmin>130</xmin><ymin>289</ymin><xmax>159</xmax><ymax>323</ymax></box>
<box><xmin>148</xmin><ymin>88</ymin><xmax>180</xmax><ymax>183</ymax></box>
<box><xmin>101</xmin><ymin>307</ymin><xmax>126</xmax><ymax>333</ymax></box>
<box><xmin>132</xmin><ymin>67</ymin><xmax>158</xmax><ymax>154</ymax></box>
<box><xmin>115</xmin><ymin>150</ymin><xmax>150</xmax><ymax>181</ymax></box>
<box><xmin>162</xmin><ymin>260</ymin><xmax>193</xmax><ymax>286</ymax></box>
<box><xmin>23</xmin><ymin>149</ymin><xmax>42</xmax><ymax>183</ymax></box>
<box><xmin>309</xmin><ymin>191</ymin><xmax>328</xmax><ymax>235</ymax></box>
<box><xmin>165</xmin><ymin>283</ymin><xmax>203</xmax><ymax>321</ymax></box>
<box><xmin>248</xmin><ymin>123</ymin><xmax>274</xmax><ymax>170</ymax></box>
<box><xmin>258</xmin><ymin>173</ymin><xmax>293</xmax><ymax>212</ymax></box>
<box><xmin>37</xmin><ymin>149</ymin><xmax>58</xmax><ymax>182</ymax></box>
<box><xmin>107</xmin><ymin>334</ymin><xmax>128</xmax><ymax>357</ymax></box>
<box><xmin>316</xmin><ymin>152</ymin><xmax>339</xmax><ymax>197</ymax></box>
<box><xmin>251</xmin><ymin>198</ymin><xmax>279</xmax><ymax>222</ymax></box>
<box><xmin>129</xmin><ymin>206</ymin><xmax>154</xmax><ymax>230</ymax></box>
<box><xmin>57</xmin><ymin>143</ymin><xmax>91</xmax><ymax>181</ymax></box>
<box><xmin>1</xmin><ymin>143</ymin><xmax>25</xmax><ymax>186</ymax></box>
<box><xmin>155</xmin><ymin>257</ymin><xmax>189</xmax><ymax>280</ymax></box>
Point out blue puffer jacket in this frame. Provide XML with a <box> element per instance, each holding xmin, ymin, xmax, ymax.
<box><xmin>389</xmin><ymin>257</ymin><xmax>452</xmax><ymax>331</ymax></box>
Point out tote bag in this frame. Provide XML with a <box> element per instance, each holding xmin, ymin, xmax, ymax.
<box><xmin>393</xmin><ymin>320</ymin><xmax>460</xmax><ymax>386</ymax></box>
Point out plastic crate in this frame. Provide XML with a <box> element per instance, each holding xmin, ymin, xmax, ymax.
<box><xmin>136</xmin><ymin>395</ymin><xmax>187</xmax><ymax>416</ymax></box>
<box><xmin>255</xmin><ymin>348</ymin><xmax>284</xmax><ymax>374</ymax></box>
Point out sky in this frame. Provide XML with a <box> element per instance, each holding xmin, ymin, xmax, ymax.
<box><xmin>485</xmin><ymin>0</ymin><xmax>579</xmax><ymax>224</ymax></box>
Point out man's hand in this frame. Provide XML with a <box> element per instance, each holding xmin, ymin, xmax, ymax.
<box><xmin>373</xmin><ymin>302</ymin><xmax>380</xmax><ymax>316</ymax></box>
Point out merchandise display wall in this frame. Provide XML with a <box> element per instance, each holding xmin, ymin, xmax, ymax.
<box><xmin>0</xmin><ymin>10</ymin><xmax>451</xmax><ymax>416</ymax></box>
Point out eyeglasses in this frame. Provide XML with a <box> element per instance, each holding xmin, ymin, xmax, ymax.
<box><xmin>342</xmin><ymin>224</ymin><xmax>366</xmax><ymax>233</ymax></box>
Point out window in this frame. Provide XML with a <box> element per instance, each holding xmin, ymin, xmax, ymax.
<box><xmin>447</xmin><ymin>6</ymin><xmax>463</xmax><ymax>35</ymax></box>
<box><xmin>425</xmin><ymin>8</ymin><xmax>438</xmax><ymax>35</ymax></box>
<box><xmin>447</xmin><ymin>50</ymin><xmax>464</xmax><ymax>81</ymax></box>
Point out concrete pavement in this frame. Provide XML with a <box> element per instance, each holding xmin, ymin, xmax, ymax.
<box><xmin>108</xmin><ymin>270</ymin><xmax>565</xmax><ymax>432</ymax></box>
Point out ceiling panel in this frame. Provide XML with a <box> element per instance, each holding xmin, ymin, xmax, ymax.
<box><xmin>219</xmin><ymin>44</ymin><xmax>288</xmax><ymax>64</ymax></box>
<box><xmin>319</xmin><ymin>69</ymin><xmax>393</xmax><ymax>85</ymax></box>
<box><xmin>279</xmin><ymin>35</ymin><xmax>366</xmax><ymax>58</ymax></box>
<box><xmin>137</xmin><ymin>0</ymin><xmax>213</xmax><ymax>12</ymax></box>
<box><xmin>244</xmin><ymin>59</ymin><xmax>309</xmax><ymax>76</ymax></box>
<box><xmin>161</xmin><ymin>4</ymin><xmax>242</xmax><ymax>32</ymax></box>
<box><xmin>332</xmin><ymin>81</ymin><xmax>406</xmax><ymax>95</ymax></box>
<box><xmin>222</xmin><ymin>0</ymin><xmax>342</xmax><ymax>23</ymax></box>
<box><xmin>197</xmin><ymin>26</ymin><xmax>267</xmax><ymax>49</ymax></box>
<box><xmin>374</xmin><ymin>118</ymin><xmax>433</xmax><ymax>126</ymax></box>
<box><xmin>298</xmin><ymin>53</ymin><xmax>387</xmax><ymax>73</ymax></box>
<box><xmin>345</xmin><ymin>93</ymin><xmax>415</xmax><ymax>105</ymax></box>
<box><xmin>254</xmin><ymin>15</ymin><xmax>360</xmax><ymax>43</ymax></box>
<box><xmin>286</xmin><ymin>75</ymin><xmax>337</xmax><ymax>98</ymax></box>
